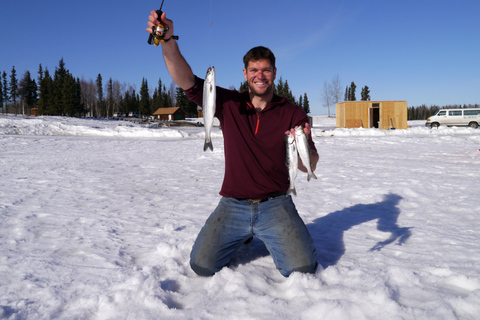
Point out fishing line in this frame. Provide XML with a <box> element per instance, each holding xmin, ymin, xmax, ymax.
<box><xmin>209</xmin><ymin>0</ymin><xmax>213</xmax><ymax>67</ymax></box>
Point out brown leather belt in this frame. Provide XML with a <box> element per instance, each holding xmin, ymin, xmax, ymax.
<box><xmin>236</xmin><ymin>192</ymin><xmax>287</xmax><ymax>204</ymax></box>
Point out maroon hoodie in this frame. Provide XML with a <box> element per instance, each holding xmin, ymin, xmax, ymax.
<box><xmin>185</xmin><ymin>76</ymin><xmax>316</xmax><ymax>199</ymax></box>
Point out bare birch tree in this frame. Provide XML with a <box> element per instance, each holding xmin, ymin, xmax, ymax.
<box><xmin>321</xmin><ymin>74</ymin><xmax>342</xmax><ymax>118</ymax></box>
<box><xmin>329</xmin><ymin>74</ymin><xmax>342</xmax><ymax>105</ymax></box>
<box><xmin>80</xmin><ymin>77</ymin><xmax>97</xmax><ymax>117</ymax></box>
<box><xmin>321</xmin><ymin>81</ymin><xmax>333</xmax><ymax>117</ymax></box>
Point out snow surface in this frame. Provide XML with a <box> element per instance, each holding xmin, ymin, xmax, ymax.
<box><xmin>1</xmin><ymin>115</ymin><xmax>480</xmax><ymax>320</ymax></box>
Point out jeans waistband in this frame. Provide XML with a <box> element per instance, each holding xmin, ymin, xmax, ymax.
<box><xmin>235</xmin><ymin>191</ymin><xmax>287</xmax><ymax>205</ymax></box>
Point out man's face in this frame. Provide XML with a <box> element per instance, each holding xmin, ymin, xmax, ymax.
<box><xmin>243</xmin><ymin>59</ymin><xmax>277</xmax><ymax>98</ymax></box>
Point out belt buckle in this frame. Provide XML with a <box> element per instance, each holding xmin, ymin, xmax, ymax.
<box><xmin>247</xmin><ymin>199</ymin><xmax>262</xmax><ymax>205</ymax></box>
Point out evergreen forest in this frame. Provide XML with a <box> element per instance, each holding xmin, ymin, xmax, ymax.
<box><xmin>1</xmin><ymin>59</ymin><xmax>478</xmax><ymax>120</ymax></box>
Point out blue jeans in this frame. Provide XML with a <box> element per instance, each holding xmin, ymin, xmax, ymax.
<box><xmin>190</xmin><ymin>195</ymin><xmax>318</xmax><ymax>277</ymax></box>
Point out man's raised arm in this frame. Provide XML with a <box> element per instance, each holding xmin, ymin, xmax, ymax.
<box><xmin>146</xmin><ymin>11</ymin><xmax>196</xmax><ymax>90</ymax></box>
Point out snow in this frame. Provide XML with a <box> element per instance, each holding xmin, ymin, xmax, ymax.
<box><xmin>1</xmin><ymin>114</ymin><xmax>480</xmax><ymax>320</ymax></box>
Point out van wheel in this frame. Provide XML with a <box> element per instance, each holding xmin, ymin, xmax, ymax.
<box><xmin>468</xmin><ymin>122</ymin><xmax>478</xmax><ymax>129</ymax></box>
<box><xmin>431</xmin><ymin>122</ymin><xmax>440</xmax><ymax>128</ymax></box>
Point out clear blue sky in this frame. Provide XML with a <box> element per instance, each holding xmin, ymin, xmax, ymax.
<box><xmin>2</xmin><ymin>0</ymin><xmax>479</xmax><ymax>115</ymax></box>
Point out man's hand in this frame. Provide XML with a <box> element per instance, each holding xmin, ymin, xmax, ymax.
<box><xmin>285</xmin><ymin>122</ymin><xmax>313</xmax><ymax>137</ymax></box>
<box><xmin>146</xmin><ymin>11</ymin><xmax>174</xmax><ymax>41</ymax></box>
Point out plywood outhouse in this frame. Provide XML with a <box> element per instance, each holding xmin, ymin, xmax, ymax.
<box><xmin>336</xmin><ymin>101</ymin><xmax>408</xmax><ymax>130</ymax></box>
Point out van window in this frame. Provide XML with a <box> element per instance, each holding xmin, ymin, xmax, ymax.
<box><xmin>449</xmin><ymin>110</ymin><xmax>462</xmax><ymax>116</ymax></box>
<box><xmin>464</xmin><ymin>110</ymin><xmax>480</xmax><ymax>116</ymax></box>
<box><xmin>438</xmin><ymin>111</ymin><xmax>447</xmax><ymax>116</ymax></box>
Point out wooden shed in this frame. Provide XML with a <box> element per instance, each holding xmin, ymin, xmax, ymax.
<box><xmin>336</xmin><ymin>101</ymin><xmax>408</xmax><ymax>130</ymax></box>
<box><xmin>152</xmin><ymin>107</ymin><xmax>186</xmax><ymax>121</ymax></box>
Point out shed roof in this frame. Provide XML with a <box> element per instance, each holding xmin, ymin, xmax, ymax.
<box><xmin>153</xmin><ymin>107</ymin><xmax>182</xmax><ymax>115</ymax></box>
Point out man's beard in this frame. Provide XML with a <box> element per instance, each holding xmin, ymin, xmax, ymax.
<box><xmin>248</xmin><ymin>82</ymin><xmax>274</xmax><ymax>98</ymax></box>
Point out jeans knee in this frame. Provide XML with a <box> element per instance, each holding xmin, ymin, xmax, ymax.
<box><xmin>280</xmin><ymin>261</ymin><xmax>318</xmax><ymax>277</ymax></box>
<box><xmin>190</xmin><ymin>260</ymin><xmax>216</xmax><ymax>277</ymax></box>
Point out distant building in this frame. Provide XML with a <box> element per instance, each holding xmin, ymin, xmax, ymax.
<box><xmin>152</xmin><ymin>107</ymin><xmax>186</xmax><ymax>121</ymax></box>
<box><xmin>336</xmin><ymin>101</ymin><xmax>408</xmax><ymax>130</ymax></box>
<box><xmin>197</xmin><ymin>106</ymin><xmax>203</xmax><ymax>118</ymax></box>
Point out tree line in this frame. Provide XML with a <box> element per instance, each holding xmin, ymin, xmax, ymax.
<box><xmin>408</xmin><ymin>104</ymin><xmax>480</xmax><ymax>120</ymax></box>
<box><xmin>1</xmin><ymin>59</ymin><xmax>310</xmax><ymax>119</ymax></box>
<box><xmin>0</xmin><ymin>59</ymin><xmax>200</xmax><ymax>118</ymax></box>
<box><xmin>321</xmin><ymin>75</ymin><xmax>479</xmax><ymax>120</ymax></box>
<box><xmin>344</xmin><ymin>81</ymin><xmax>371</xmax><ymax>102</ymax></box>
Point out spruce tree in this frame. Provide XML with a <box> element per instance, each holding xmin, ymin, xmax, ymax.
<box><xmin>9</xmin><ymin>66</ymin><xmax>18</xmax><ymax>115</ymax></box>
<box><xmin>239</xmin><ymin>81</ymin><xmax>248</xmax><ymax>92</ymax></box>
<box><xmin>283</xmin><ymin>80</ymin><xmax>295</xmax><ymax>103</ymax></box>
<box><xmin>19</xmin><ymin>70</ymin><xmax>38</xmax><ymax>114</ymax></box>
<box><xmin>2</xmin><ymin>72</ymin><xmax>9</xmax><ymax>114</ymax></box>
<box><xmin>53</xmin><ymin>58</ymin><xmax>69</xmax><ymax>115</ymax></box>
<box><xmin>176</xmin><ymin>87</ymin><xmax>197</xmax><ymax>117</ymax></box>
<box><xmin>151</xmin><ymin>78</ymin><xmax>165</xmax><ymax>111</ymax></box>
<box><xmin>107</xmin><ymin>77</ymin><xmax>114</xmax><ymax>117</ymax></box>
<box><xmin>361</xmin><ymin>86</ymin><xmax>370</xmax><ymax>101</ymax></box>
<box><xmin>161</xmin><ymin>84</ymin><xmax>172</xmax><ymax>108</ymax></box>
<box><xmin>303</xmin><ymin>93</ymin><xmax>310</xmax><ymax>114</ymax></box>
<box><xmin>38</xmin><ymin>69</ymin><xmax>52</xmax><ymax>115</ymax></box>
<box><xmin>74</xmin><ymin>77</ymin><xmax>83</xmax><ymax>116</ymax></box>
<box><xmin>96</xmin><ymin>74</ymin><xmax>104</xmax><ymax>117</ymax></box>
<box><xmin>28</xmin><ymin>75</ymin><xmax>38</xmax><ymax>110</ymax></box>
<box><xmin>123</xmin><ymin>89</ymin><xmax>138</xmax><ymax>115</ymax></box>
<box><xmin>348</xmin><ymin>81</ymin><xmax>356</xmax><ymax>101</ymax></box>
<box><xmin>151</xmin><ymin>88</ymin><xmax>160</xmax><ymax>112</ymax></box>
<box><xmin>139</xmin><ymin>78</ymin><xmax>150</xmax><ymax>116</ymax></box>
<box><xmin>37</xmin><ymin>64</ymin><xmax>43</xmax><ymax>89</ymax></box>
<box><xmin>275</xmin><ymin>77</ymin><xmax>284</xmax><ymax>97</ymax></box>
<box><xmin>62</xmin><ymin>73</ymin><xmax>77</xmax><ymax>116</ymax></box>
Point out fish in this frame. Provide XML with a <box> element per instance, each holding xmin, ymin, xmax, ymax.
<box><xmin>203</xmin><ymin>66</ymin><xmax>216</xmax><ymax>152</ymax></box>
<box><xmin>295</xmin><ymin>125</ymin><xmax>317</xmax><ymax>181</ymax></box>
<box><xmin>285</xmin><ymin>133</ymin><xmax>298</xmax><ymax>196</ymax></box>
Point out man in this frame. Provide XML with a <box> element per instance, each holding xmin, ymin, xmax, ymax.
<box><xmin>147</xmin><ymin>11</ymin><xmax>319</xmax><ymax>277</ymax></box>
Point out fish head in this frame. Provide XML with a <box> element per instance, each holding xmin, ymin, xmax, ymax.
<box><xmin>205</xmin><ymin>66</ymin><xmax>215</xmax><ymax>84</ymax></box>
<box><xmin>286</xmin><ymin>133</ymin><xmax>295</xmax><ymax>144</ymax></box>
<box><xmin>294</xmin><ymin>125</ymin><xmax>305</xmax><ymax>136</ymax></box>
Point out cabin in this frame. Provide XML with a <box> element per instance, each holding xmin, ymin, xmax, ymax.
<box><xmin>152</xmin><ymin>107</ymin><xmax>186</xmax><ymax>121</ymax></box>
<box><xmin>336</xmin><ymin>101</ymin><xmax>408</xmax><ymax>130</ymax></box>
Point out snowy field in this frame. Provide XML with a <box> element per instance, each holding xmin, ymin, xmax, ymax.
<box><xmin>1</xmin><ymin>115</ymin><xmax>480</xmax><ymax>320</ymax></box>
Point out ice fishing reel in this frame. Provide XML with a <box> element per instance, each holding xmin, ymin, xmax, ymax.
<box><xmin>147</xmin><ymin>1</ymin><xmax>179</xmax><ymax>46</ymax></box>
<box><xmin>148</xmin><ymin>19</ymin><xmax>178</xmax><ymax>46</ymax></box>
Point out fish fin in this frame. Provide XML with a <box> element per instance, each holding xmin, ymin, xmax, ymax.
<box><xmin>307</xmin><ymin>172</ymin><xmax>317</xmax><ymax>182</ymax></box>
<box><xmin>203</xmin><ymin>140</ymin><xmax>213</xmax><ymax>152</ymax></box>
<box><xmin>287</xmin><ymin>187</ymin><xmax>297</xmax><ymax>196</ymax></box>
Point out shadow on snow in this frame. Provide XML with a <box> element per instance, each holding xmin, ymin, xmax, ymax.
<box><xmin>310</xmin><ymin>193</ymin><xmax>412</xmax><ymax>269</ymax></box>
<box><xmin>231</xmin><ymin>193</ymin><xmax>412</xmax><ymax>271</ymax></box>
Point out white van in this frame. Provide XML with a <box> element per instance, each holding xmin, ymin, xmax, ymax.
<box><xmin>426</xmin><ymin>109</ymin><xmax>480</xmax><ymax>128</ymax></box>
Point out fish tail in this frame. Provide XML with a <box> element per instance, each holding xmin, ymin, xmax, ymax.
<box><xmin>287</xmin><ymin>187</ymin><xmax>297</xmax><ymax>196</ymax></box>
<box><xmin>307</xmin><ymin>171</ymin><xmax>317</xmax><ymax>182</ymax></box>
<box><xmin>203</xmin><ymin>140</ymin><xmax>213</xmax><ymax>152</ymax></box>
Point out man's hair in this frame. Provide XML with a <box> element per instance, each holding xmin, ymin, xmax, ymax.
<box><xmin>243</xmin><ymin>46</ymin><xmax>276</xmax><ymax>69</ymax></box>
